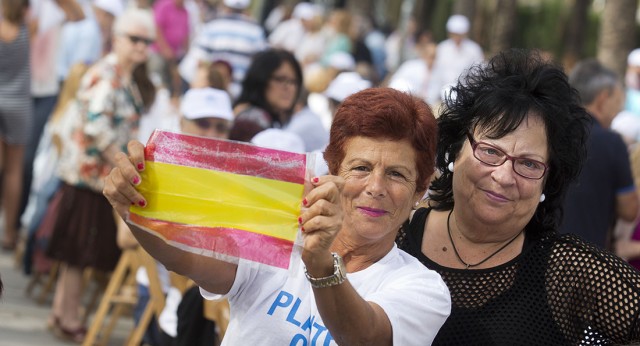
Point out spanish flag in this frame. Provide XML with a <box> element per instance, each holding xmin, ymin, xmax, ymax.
<box><xmin>128</xmin><ymin>130</ymin><xmax>307</xmax><ymax>269</ymax></box>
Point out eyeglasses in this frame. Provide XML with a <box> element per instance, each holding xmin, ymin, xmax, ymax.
<box><xmin>270</xmin><ymin>75</ymin><xmax>298</xmax><ymax>87</ymax></box>
<box><xmin>126</xmin><ymin>34</ymin><xmax>154</xmax><ymax>46</ymax></box>
<box><xmin>192</xmin><ymin>118</ymin><xmax>231</xmax><ymax>133</ymax></box>
<box><xmin>466</xmin><ymin>133</ymin><xmax>547</xmax><ymax>179</ymax></box>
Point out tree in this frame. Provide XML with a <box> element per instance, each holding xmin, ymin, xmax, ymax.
<box><xmin>488</xmin><ymin>0</ymin><xmax>517</xmax><ymax>57</ymax></box>
<box><xmin>597</xmin><ymin>0</ymin><xmax>637</xmax><ymax>78</ymax></box>
<box><xmin>562</xmin><ymin>0</ymin><xmax>591</xmax><ymax>70</ymax></box>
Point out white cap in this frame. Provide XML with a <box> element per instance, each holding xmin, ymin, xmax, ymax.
<box><xmin>327</xmin><ymin>52</ymin><xmax>356</xmax><ymax>71</ymax></box>
<box><xmin>292</xmin><ymin>3</ymin><xmax>319</xmax><ymax>21</ymax></box>
<box><xmin>93</xmin><ymin>0</ymin><xmax>125</xmax><ymax>17</ymax></box>
<box><xmin>223</xmin><ymin>0</ymin><xmax>250</xmax><ymax>10</ymax></box>
<box><xmin>446</xmin><ymin>14</ymin><xmax>470</xmax><ymax>35</ymax></box>
<box><xmin>629</xmin><ymin>48</ymin><xmax>640</xmax><ymax>67</ymax></box>
<box><xmin>251</xmin><ymin>129</ymin><xmax>305</xmax><ymax>153</ymax></box>
<box><xmin>324</xmin><ymin>72</ymin><xmax>372</xmax><ymax>102</ymax></box>
<box><xmin>180</xmin><ymin>88</ymin><xmax>234</xmax><ymax>121</ymax></box>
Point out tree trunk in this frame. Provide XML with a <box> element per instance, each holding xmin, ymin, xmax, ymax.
<box><xmin>488</xmin><ymin>0</ymin><xmax>517</xmax><ymax>57</ymax></box>
<box><xmin>562</xmin><ymin>0</ymin><xmax>591</xmax><ymax>70</ymax></box>
<box><xmin>597</xmin><ymin>0</ymin><xmax>637</xmax><ymax>78</ymax></box>
<box><xmin>453</xmin><ymin>0</ymin><xmax>479</xmax><ymax>42</ymax></box>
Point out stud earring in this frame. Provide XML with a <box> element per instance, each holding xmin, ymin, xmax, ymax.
<box><xmin>447</xmin><ymin>162</ymin><xmax>454</xmax><ymax>173</ymax></box>
<box><xmin>539</xmin><ymin>194</ymin><xmax>546</xmax><ymax>203</ymax></box>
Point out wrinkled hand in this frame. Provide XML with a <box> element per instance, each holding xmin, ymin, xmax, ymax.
<box><xmin>103</xmin><ymin>140</ymin><xmax>147</xmax><ymax>219</ymax></box>
<box><xmin>299</xmin><ymin>175</ymin><xmax>344</xmax><ymax>267</ymax></box>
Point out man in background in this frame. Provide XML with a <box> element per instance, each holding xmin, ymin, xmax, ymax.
<box><xmin>562</xmin><ymin>59</ymin><xmax>638</xmax><ymax>250</ymax></box>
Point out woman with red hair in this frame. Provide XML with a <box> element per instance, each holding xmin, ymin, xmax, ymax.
<box><xmin>104</xmin><ymin>87</ymin><xmax>451</xmax><ymax>345</ymax></box>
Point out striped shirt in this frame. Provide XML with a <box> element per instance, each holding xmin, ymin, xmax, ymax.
<box><xmin>179</xmin><ymin>14</ymin><xmax>266</xmax><ymax>99</ymax></box>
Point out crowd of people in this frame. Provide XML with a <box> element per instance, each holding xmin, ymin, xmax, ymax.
<box><xmin>3</xmin><ymin>0</ymin><xmax>640</xmax><ymax>344</ymax></box>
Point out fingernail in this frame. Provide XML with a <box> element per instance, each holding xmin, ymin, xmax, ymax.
<box><xmin>301</xmin><ymin>227</ymin><xmax>305</xmax><ymax>232</ymax></box>
<box><xmin>131</xmin><ymin>201</ymin><xmax>135</xmax><ymax>206</ymax></box>
<box><xmin>298</xmin><ymin>217</ymin><xmax>302</xmax><ymax>225</ymax></box>
<box><xmin>138</xmin><ymin>200</ymin><xmax>146</xmax><ymax>207</ymax></box>
<box><xmin>137</xmin><ymin>163</ymin><xmax>144</xmax><ymax>170</ymax></box>
<box><xmin>132</xmin><ymin>176</ymin><xmax>140</xmax><ymax>185</ymax></box>
<box><xmin>302</xmin><ymin>198</ymin><xmax>308</xmax><ymax>206</ymax></box>
<box><xmin>312</xmin><ymin>177</ymin><xmax>319</xmax><ymax>183</ymax></box>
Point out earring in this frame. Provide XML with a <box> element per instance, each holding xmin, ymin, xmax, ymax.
<box><xmin>447</xmin><ymin>162</ymin><xmax>454</xmax><ymax>173</ymax></box>
<box><xmin>539</xmin><ymin>194</ymin><xmax>546</xmax><ymax>203</ymax></box>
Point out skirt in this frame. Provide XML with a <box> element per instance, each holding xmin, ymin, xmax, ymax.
<box><xmin>46</xmin><ymin>183</ymin><xmax>121</xmax><ymax>272</ymax></box>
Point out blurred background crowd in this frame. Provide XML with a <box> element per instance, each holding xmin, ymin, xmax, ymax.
<box><xmin>3</xmin><ymin>0</ymin><xmax>640</xmax><ymax>344</ymax></box>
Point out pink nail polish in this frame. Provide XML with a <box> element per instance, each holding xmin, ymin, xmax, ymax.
<box><xmin>302</xmin><ymin>198</ymin><xmax>308</xmax><ymax>206</ymax></box>
<box><xmin>312</xmin><ymin>177</ymin><xmax>319</xmax><ymax>183</ymax></box>
<box><xmin>137</xmin><ymin>163</ymin><xmax>144</xmax><ymax>170</ymax></box>
<box><xmin>298</xmin><ymin>217</ymin><xmax>302</xmax><ymax>225</ymax></box>
<box><xmin>138</xmin><ymin>200</ymin><xmax>146</xmax><ymax>207</ymax></box>
<box><xmin>132</xmin><ymin>176</ymin><xmax>140</xmax><ymax>185</ymax></box>
<box><xmin>301</xmin><ymin>227</ymin><xmax>305</xmax><ymax>232</ymax></box>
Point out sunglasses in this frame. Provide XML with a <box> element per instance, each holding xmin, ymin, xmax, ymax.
<box><xmin>193</xmin><ymin>118</ymin><xmax>231</xmax><ymax>133</ymax></box>
<box><xmin>126</xmin><ymin>34</ymin><xmax>154</xmax><ymax>46</ymax></box>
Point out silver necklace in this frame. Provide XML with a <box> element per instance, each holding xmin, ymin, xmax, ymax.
<box><xmin>446</xmin><ymin>209</ymin><xmax>523</xmax><ymax>269</ymax></box>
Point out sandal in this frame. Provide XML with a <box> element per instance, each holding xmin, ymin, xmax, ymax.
<box><xmin>54</xmin><ymin>323</ymin><xmax>87</xmax><ymax>343</ymax></box>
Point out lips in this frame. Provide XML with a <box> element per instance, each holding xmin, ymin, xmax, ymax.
<box><xmin>358</xmin><ymin>206</ymin><xmax>388</xmax><ymax>217</ymax></box>
<box><xmin>483</xmin><ymin>189</ymin><xmax>511</xmax><ymax>202</ymax></box>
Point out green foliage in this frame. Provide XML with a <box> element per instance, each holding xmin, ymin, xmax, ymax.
<box><xmin>514</xmin><ymin>1</ymin><xmax>566</xmax><ymax>57</ymax></box>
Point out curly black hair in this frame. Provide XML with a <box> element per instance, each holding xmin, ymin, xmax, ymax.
<box><xmin>429</xmin><ymin>49</ymin><xmax>590</xmax><ymax>237</ymax></box>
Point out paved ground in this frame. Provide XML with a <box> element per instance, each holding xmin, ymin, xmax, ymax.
<box><xmin>0</xmin><ymin>247</ymin><xmax>132</xmax><ymax>345</ymax></box>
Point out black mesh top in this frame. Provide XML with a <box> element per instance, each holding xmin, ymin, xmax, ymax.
<box><xmin>397</xmin><ymin>207</ymin><xmax>640</xmax><ymax>345</ymax></box>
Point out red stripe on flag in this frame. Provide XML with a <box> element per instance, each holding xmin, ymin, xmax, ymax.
<box><xmin>129</xmin><ymin>213</ymin><xmax>294</xmax><ymax>269</ymax></box>
<box><xmin>144</xmin><ymin>130</ymin><xmax>306</xmax><ymax>184</ymax></box>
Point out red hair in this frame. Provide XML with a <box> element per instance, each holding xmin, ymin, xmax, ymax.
<box><xmin>324</xmin><ymin>88</ymin><xmax>437</xmax><ymax>192</ymax></box>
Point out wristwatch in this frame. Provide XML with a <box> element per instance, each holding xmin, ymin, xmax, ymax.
<box><xmin>305</xmin><ymin>252</ymin><xmax>347</xmax><ymax>288</ymax></box>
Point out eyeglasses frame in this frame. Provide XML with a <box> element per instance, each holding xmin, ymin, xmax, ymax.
<box><xmin>465</xmin><ymin>132</ymin><xmax>548</xmax><ymax>180</ymax></box>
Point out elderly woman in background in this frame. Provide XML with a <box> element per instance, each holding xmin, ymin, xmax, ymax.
<box><xmin>44</xmin><ymin>9</ymin><xmax>156</xmax><ymax>343</ymax></box>
<box><xmin>397</xmin><ymin>49</ymin><xmax>640</xmax><ymax>344</ymax></box>
<box><xmin>229</xmin><ymin>48</ymin><xmax>302</xmax><ymax>142</ymax></box>
<box><xmin>104</xmin><ymin>87</ymin><xmax>451</xmax><ymax>345</ymax></box>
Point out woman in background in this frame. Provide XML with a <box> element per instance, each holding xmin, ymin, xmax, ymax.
<box><xmin>229</xmin><ymin>49</ymin><xmax>302</xmax><ymax>142</ymax></box>
<box><xmin>45</xmin><ymin>8</ymin><xmax>156</xmax><ymax>343</ymax></box>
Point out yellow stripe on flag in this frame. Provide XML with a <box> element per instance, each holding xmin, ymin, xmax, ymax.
<box><xmin>130</xmin><ymin>161</ymin><xmax>303</xmax><ymax>241</ymax></box>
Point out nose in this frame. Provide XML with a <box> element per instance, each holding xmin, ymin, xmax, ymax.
<box><xmin>366</xmin><ymin>170</ymin><xmax>387</xmax><ymax>198</ymax></box>
<box><xmin>490</xmin><ymin>160</ymin><xmax>517</xmax><ymax>185</ymax></box>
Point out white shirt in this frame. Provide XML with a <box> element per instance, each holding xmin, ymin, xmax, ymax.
<box><xmin>201</xmin><ymin>244</ymin><xmax>451</xmax><ymax>346</ymax></box>
<box><xmin>427</xmin><ymin>38</ymin><xmax>484</xmax><ymax>105</ymax></box>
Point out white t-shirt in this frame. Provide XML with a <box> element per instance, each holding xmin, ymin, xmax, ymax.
<box><xmin>201</xmin><ymin>244</ymin><xmax>451</xmax><ymax>345</ymax></box>
<box><xmin>427</xmin><ymin>38</ymin><xmax>484</xmax><ymax>105</ymax></box>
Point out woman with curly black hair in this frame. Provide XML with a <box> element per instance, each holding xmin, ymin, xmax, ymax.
<box><xmin>397</xmin><ymin>49</ymin><xmax>640</xmax><ymax>344</ymax></box>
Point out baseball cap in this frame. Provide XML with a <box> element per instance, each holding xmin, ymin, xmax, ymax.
<box><xmin>446</xmin><ymin>14</ymin><xmax>470</xmax><ymax>35</ymax></box>
<box><xmin>324</xmin><ymin>72</ymin><xmax>372</xmax><ymax>102</ymax></box>
<box><xmin>327</xmin><ymin>52</ymin><xmax>356</xmax><ymax>71</ymax></box>
<box><xmin>223</xmin><ymin>0</ymin><xmax>251</xmax><ymax>10</ymax></box>
<box><xmin>292</xmin><ymin>3</ymin><xmax>319</xmax><ymax>21</ymax></box>
<box><xmin>180</xmin><ymin>88</ymin><xmax>234</xmax><ymax>121</ymax></box>
<box><xmin>251</xmin><ymin>129</ymin><xmax>305</xmax><ymax>153</ymax></box>
<box><xmin>628</xmin><ymin>48</ymin><xmax>640</xmax><ymax>67</ymax></box>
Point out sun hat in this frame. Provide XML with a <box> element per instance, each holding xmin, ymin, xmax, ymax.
<box><xmin>324</xmin><ymin>72</ymin><xmax>372</xmax><ymax>103</ymax></box>
<box><xmin>180</xmin><ymin>88</ymin><xmax>234</xmax><ymax>121</ymax></box>
<box><xmin>446</xmin><ymin>14</ymin><xmax>470</xmax><ymax>35</ymax></box>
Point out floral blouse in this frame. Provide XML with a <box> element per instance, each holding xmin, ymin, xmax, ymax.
<box><xmin>56</xmin><ymin>53</ymin><xmax>143</xmax><ymax>192</ymax></box>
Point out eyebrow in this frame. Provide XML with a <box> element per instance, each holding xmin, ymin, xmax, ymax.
<box><xmin>477</xmin><ymin>139</ymin><xmax>547</xmax><ymax>161</ymax></box>
<box><xmin>344</xmin><ymin>158</ymin><xmax>415</xmax><ymax>174</ymax></box>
